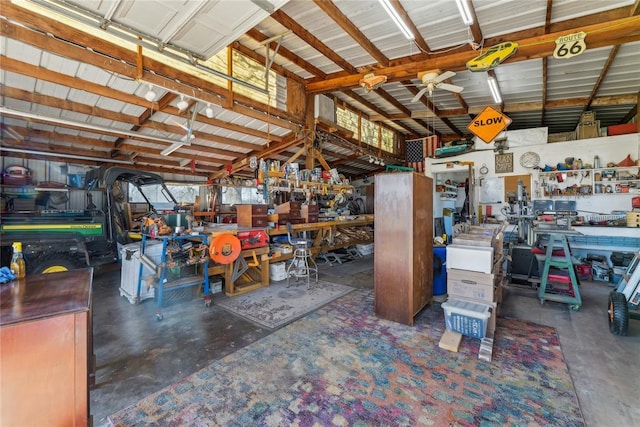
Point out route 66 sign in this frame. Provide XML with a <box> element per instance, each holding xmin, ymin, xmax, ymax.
<box><xmin>553</xmin><ymin>31</ymin><xmax>587</xmax><ymax>59</ymax></box>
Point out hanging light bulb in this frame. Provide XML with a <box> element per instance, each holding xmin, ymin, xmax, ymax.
<box><xmin>176</xmin><ymin>95</ymin><xmax>189</xmax><ymax>112</ymax></box>
<box><xmin>205</xmin><ymin>103</ymin><xmax>215</xmax><ymax>119</ymax></box>
<box><xmin>144</xmin><ymin>84</ymin><xmax>157</xmax><ymax>102</ymax></box>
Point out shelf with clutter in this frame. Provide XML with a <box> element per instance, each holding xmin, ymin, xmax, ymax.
<box><xmin>535</xmin><ymin>154</ymin><xmax>639</xmax><ymax>198</ymax></box>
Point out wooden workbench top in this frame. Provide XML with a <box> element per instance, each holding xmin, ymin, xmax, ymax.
<box><xmin>266</xmin><ymin>216</ymin><xmax>374</xmax><ymax>236</ymax></box>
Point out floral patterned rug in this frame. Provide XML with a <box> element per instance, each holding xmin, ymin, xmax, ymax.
<box><xmin>109</xmin><ymin>289</ymin><xmax>584</xmax><ymax>426</ymax></box>
<box><xmin>215</xmin><ymin>280</ymin><xmax>353</xmax><ymax>329</ymax></box>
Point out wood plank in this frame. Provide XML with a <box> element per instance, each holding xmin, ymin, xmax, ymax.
<box><xmin>439</xmin><ymin>329</ymin><xmax>463</xmax><ymax>352</ymax></box>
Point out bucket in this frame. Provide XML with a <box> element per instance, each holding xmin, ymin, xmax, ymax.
<box><xmin>433</xmin><ymin>246</ymin><xmax>447</xmax><ymax>296</ymax></box>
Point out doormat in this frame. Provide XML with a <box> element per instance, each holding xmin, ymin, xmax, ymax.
<box><xmin>215</xmin><ymin>280</ymin><xmax>353</xmax><ymax>329</ymax></box>
<box><xmin>109</xmin><ymin>289</ymin><xmax>584</xmax><ymax>427</ymax></box>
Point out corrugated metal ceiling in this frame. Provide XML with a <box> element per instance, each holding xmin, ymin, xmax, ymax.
<box><xmin>1</xmin><ymin>0</ymin><xmax>638</xmax><ymax>179</ymax></box>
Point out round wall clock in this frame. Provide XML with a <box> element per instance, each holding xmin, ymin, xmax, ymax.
<box><xmin>519</xmin><ymin>151</ymin><xmax>540</xmax><ymax>168</ymax></box>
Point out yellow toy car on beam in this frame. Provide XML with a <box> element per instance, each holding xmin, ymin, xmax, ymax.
<box><xmin>466</xmin><ymin>42</ymin><xmax>519</xmax><ymax>72</ymax></box>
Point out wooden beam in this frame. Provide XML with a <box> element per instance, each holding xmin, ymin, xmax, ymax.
<box><xmin>0</xmin><ymin>86</ymin><xmax>140</xmax><ymax>125</ymax></box>
<box><xmin>306</xmin><ymin>16</ymin><xmax>640</xmax><ymax>93</ymax></box>
<box><xmin>313</xmin><ymin>0</ymin><xmax>389</xmax><ymax>67</ymax></box>
<box><xmin>314</xmin><ymin>149</ymin><xmax>333</xmax><ymax>171</ymax></box>
<box><xmin>231</xmin><ymin>41</ymin><xmax>304</xmax><ymax>83</ymax></box>
<box><xmin>270</xmin><ymin>9</ymin><xmax>359</xmax><ymax>74</ymax></box>
<box><xmin>244</xmin><ymin>28</ymin><xmax>327</xmax><ymax>79</ymax></box>
<box><xmin>0</xmin><ymin>8</ymin><xmax>303</xmax><ymax>130</ymax></box>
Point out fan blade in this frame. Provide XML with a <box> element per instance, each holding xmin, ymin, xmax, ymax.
<box><xmin>411</xmin><ymin>87</ymin><xmax>429</xmax><ymax>103</ymax></box>
<box><xmin>433</xmin><ymin>70</ymin><xmax>456</xmax><ymax>83</ymax></box>
<box><xmin>170</xmin><ymin>119</ymin><xmax>190</xmax><ymax>133</ymax></box>
<box><xmin>437</xmin><ymin>82</ymin><xmax>464</xmax><ymax>93</ymax></box>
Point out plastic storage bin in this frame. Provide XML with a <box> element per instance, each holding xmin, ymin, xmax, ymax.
<box><xmin>270</xmin><ymin>262</ymin><xmax>288</xmax><ymax>281</ymax></box>
<box><xmin>441</xmin><ymin>297</ymin><xmax>493</xmax><ymax>339</ymax></box>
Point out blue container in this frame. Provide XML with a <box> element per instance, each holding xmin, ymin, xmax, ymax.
<box><xmin>433</xmin><ymin>246</ymin><xmax>447</xmax><ymax>296</ymax></box>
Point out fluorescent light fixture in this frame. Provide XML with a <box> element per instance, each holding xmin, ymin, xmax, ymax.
<box><xmin>160</xmin><ymin>142</ymin><xmax>185</xmax><ymax>156</ymax></box>
<box><xmin>205</xmin><ymin>104</ymin><xmax>215</xmax><ymax>119</ymax></box>
<box><xmin>455</xmin><ymin>0</ymin><xmax>474</xmax><ymax>25</ymax></box>
<box><xmin>378</xmin><ymin>0</ymin><xmax>414</xmax><ymax>40</ymax></box>
<box><xmin>177</xmin><ymin>95</ymin><xmax>189</xmax><ymax>111</ymax></box>
<box><xmin>144</xmin><ymin>84</ymin><xmax>157</xmax><ymax>102</ymax></box>
<box><xmin>487</xmin><ymin>77</ymin><xmax>502</xmax><ymax>103</ymax></box>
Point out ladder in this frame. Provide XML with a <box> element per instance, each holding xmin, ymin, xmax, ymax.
<box><xmin>537</xmin><ymin>232</ymin><xmax>582</xmax><ymax>310</ymax></box>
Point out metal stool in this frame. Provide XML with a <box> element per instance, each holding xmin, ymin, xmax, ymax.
<box><xmin>285</xmin><ymin>223</ymin><xmax>318</xmax><ymax>288</ymax></box>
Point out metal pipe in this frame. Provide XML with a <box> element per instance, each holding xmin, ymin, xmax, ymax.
<box><xmin>0</xmin><ymin>106</ymin><xmax>181</xmax><ymax>145</ymax></box>
<box><xmin>0</xmin><ymin>147</ymin><xmax>134</xmax><ymax>164</ymax></box>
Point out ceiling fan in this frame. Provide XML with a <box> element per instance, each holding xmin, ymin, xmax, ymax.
<box><xmin>162</xmin><ymin>106</ymin><xmax>197</xmax><ymax>156</ymax></box>
<box><xmin>410</xmin><ymin>70</ymin><xmax>464</xmax><ymax>103</ymax></box>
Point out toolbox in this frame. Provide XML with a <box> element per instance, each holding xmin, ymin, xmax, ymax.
<box><xmin>237</xmin><ymin>229</ymin><xmax>269</xmax><ymax>249</ymax></box>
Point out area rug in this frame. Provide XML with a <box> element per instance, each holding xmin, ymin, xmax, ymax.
<box><xmin>109</xmin><ymin>289</ymin><xmax>584</xmax><ymax>426</ymax></box>
<box><xmin>215</xmin><ymin>280</ymin><xmax>353</xmax><ymax>329</ymax></box>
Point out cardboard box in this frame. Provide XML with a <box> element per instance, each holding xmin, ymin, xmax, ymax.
<box><xmin>452</xmin><ymin>233</ymin><xmax>493</xmax><ymax>247</ymax></box>
<box><xmin>211</xmin><ymin>279</ymin><xmax>223</xmax><ymax>294</ymax></box>
<box><xmin>274</xmin><ymin>201</ymin><xmax>301</xmax><ymax>214</ymax></box>
<box><xmin>580</xmin><ymin>111</ymin><xmax>596</xmax><ymax>124</ymax></box>
<box><xmin>446</xmin><ymin>244</ymin><xmax>494</xmax><ymax>273</ymax></box>
<box><xmin>577</xmin><ymin>122</ymin><xmax>600</xmax><ymax>140</ymax></box>
<box><xmin>447</xmin><ymin>264</ymin><xmax>500</xmax><ymax>302</ymax></box>
<box><xmin>608</xmin><ymin>123</ymin><xmax>637</xmax><ymax>136</ymax></box>
<box><xmin>301</xmin><ymin>204</ymin><xmax>319</xmax><ymax>222</ymax></box>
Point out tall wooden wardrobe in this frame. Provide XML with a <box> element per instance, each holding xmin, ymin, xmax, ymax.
<box><xmin>374</xmin><ymin>172</ymin><xmax>433</xmax><ymax>325</ymax></box>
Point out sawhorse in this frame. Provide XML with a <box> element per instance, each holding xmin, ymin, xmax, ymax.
<box><xmin>537</xmin><ymin>232</ymin><xmax>581</xmax><ymax>310</ymax></box>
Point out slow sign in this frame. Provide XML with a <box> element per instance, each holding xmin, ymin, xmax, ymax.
<box><xmin>467</xmin><ymin>106</ymin><xmax>512</xmax><ymax>144</ymax></box>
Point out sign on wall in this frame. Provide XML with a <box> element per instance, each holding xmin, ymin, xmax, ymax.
<box><xmin>495</xmin><ymin>152</ymin><xmax>514</xmax><ymax>174</ymax></box>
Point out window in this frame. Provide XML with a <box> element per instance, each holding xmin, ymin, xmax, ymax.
<box><xmin>336</xmin><ymin>106</ymin><xmax>397</xmax><ymax>154</ymax></box>
<box><xmin>220</xmin><ymin>186</ymin><xmax>266</xmax><ymax>205</ymax></box>
<box><xmin>205</xmin><ymin>50</ymin><xmax>278</xmax><ymax>107</ymax></box>
<box><xmin>166</xmin><ymin>185</ymin><xmax>198</xmax><ymax>204</ymax></box>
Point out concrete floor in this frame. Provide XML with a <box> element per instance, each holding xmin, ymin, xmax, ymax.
<box><xmin>90</xmin><ymin>256</ymin><xmax>639</xmax><ymax>426</ymax></box>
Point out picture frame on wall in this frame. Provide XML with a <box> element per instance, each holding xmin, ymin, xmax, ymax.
<box><xmin>495</xmin><ymin>153</ymin><xmax>514</xmax><ymax>173</ymax></box>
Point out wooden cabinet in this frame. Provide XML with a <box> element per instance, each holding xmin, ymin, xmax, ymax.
<box><xmin>374</xmin><ymin>172</ymin><xmax>433</xmax><ymax>325</ymax></box>
<box><xmin>236</xmin><ymin>204</ymin><xmax>268</xmax><ymax>227</ymax></box>
<box><xmin>0</xmin><ymin>268</ymin><xmax>93</xmax><ymax>426</ymax></box>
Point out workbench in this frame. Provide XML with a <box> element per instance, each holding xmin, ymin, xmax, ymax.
<box><xmin>201</xmin><ymin>217</ymin><xmax>373</xmax><ymax>296</ymax></box>
<box><xmin>266</xmin><ymin>216</ymin><xmax>375</xmax><ymax>262</ymax></box>
<box><xmin>207</xmin><ymin>246</ymin><xmax>270</xmax><ymax>297</ymax></box>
